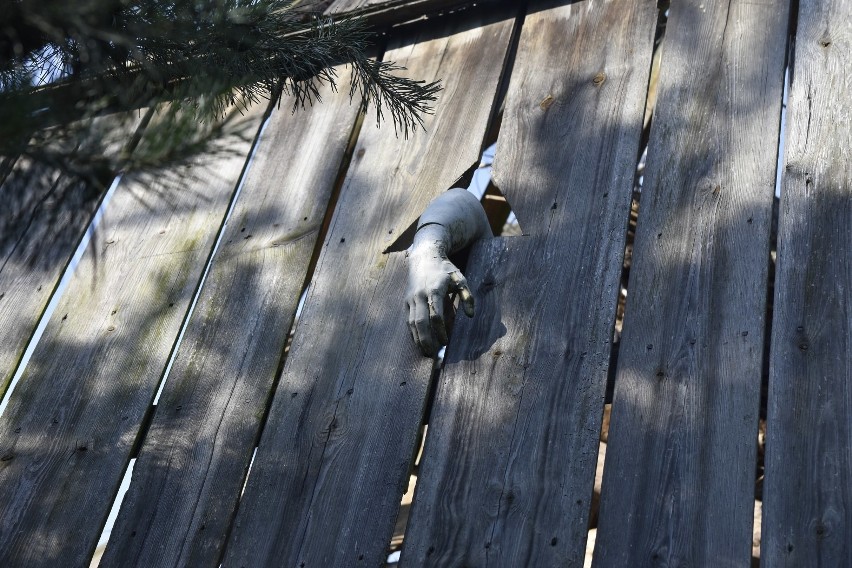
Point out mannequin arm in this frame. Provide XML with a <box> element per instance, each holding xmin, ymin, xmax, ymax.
<box><xmin>406</xmin><ymin>188</ymin><xmax>492</xmax><ymax>356</ymax></box>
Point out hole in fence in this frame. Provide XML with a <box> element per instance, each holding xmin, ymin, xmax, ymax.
<box><xmin>384</xmin><ymin>1</ymin><xmax>525</xmax><ymax>257</ymax></box>
<box><xmin>382</xmin><ymin>141</ymin><xmax>523</xmax><ymax>256</ymax></box>
<box><xmin>475</xmin><ymin>143</ymin><xmax>522</xmax><ymax>237</ymax></box>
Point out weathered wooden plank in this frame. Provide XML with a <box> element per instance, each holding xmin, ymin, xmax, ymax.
<box><xmin>762</xmin><ymin>0</ymin><xmax>852</xmax><ymax>564</ymax></box>
<box><xmin>0</xmin><ymin>106</ymin><xmax>266</xmax><ymax>568</ymax></box>
<box><xmin>0</xmin><ymin>166</ymin><xmax>85</xmax><ymax>398</ymax></box>
<box><xmin>0</xmin><ymin>116</ymin><xmax>142</xmax><ymax>397</ymax></box>
<box><xmin>401</xmin><ymin>1</ymin><xmax>657</xmax><ymax>566</ymax></box>
<box><xmin>593</xmin><ymin>0</ymin><xmax>790</xmax><ymax>565</ymax></box>
<box><xmin>98</xmin><ymin>72</ymin><xmax>362</xmax><ymax>568</ymax></box>
<box><xmin>223</xmin><ymin>13</ymin><xmax>516</xmax><ymax>567</ymax></box>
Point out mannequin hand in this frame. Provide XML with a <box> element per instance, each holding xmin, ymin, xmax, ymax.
<box><xmin>405</xmin><ymin>242</ymin><xmax>474</xmax><ymax>357</ymax></box>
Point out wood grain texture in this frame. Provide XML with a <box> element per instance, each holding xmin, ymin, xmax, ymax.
<box><xmin>222</xmin><ymin>14</ymin><xmax>516</xmax><ymax>567</ymax></box>
<box><xmin>0</xmin><ymin>107</ymin><xmax>265</xmax><ymax>568</ymax></box>
<box><xmin>0</xmin><ymin>166</ymin><xmax>93</xmax><ymax>398</ymax></box>
<box><xmin>593</xmin><ymin>0</ymin><xmax>790</xmax><ymax>566</ymax></box>
<box><xmin>0</xmin><ymin>116</ymin><xmax>141</xmax><ymax>397</ymax></box>
<box><xmin>401</xmin><ymin>1</ymin><xmax>657</xmax><ymax>565</ymax></box>
<box><xmin>98</xmin><ymin>72</ymin><xmax>362</xmax><ymax>568</ymax></box>
<box><xmin>762</xmin><ymin>0</ymin><xmax>852</xmax><ymax>565</ymax></box>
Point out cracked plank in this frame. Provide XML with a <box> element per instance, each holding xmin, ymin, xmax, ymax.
<box><xmin>762</xmin><ymin>0</ymin><xmax>852</xmax><ymax>564</ymax></box>
<box><xmin>593</xmin><ymin>0</ymin><xmax>790</xmax><ymax>565</ymax></box>
<box><xmin>222</xmin><ymin>12</ymin><xmax>516</xmax><ymax>567</ymax></box>
<box><xmin>401</xmin><ymin>1</ymin><xmax>657</xmax><ymax>565</ymax></box>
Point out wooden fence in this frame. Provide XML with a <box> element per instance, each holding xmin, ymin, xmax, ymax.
<box><xmin>0</xmin><ymin>0</ymin><xmax>849</xmax><ymax>566</ymax></box>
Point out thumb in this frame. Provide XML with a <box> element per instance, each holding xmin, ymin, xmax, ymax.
<box><xmin>449</xmin><ymin>271</ymin><xmax>475</xmax><ymax>317</ymax></box>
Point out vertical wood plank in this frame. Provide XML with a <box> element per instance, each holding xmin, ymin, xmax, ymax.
<box><xmin>594</xmin><ymin>0</ymin><xmax>790</xmax><ymax>565</ymax></box>
<box><xmin>222</xmin><ymin>13</ymin><xmax>516</xmax><ymax>567</ymax></box>
<box><xmin>401</xmin><ymin>1</ymin><xmax>657</xmax><ymax>566</ymax></box>
<box><xmin>762</xmin><ymin>0</ymin><xmax>852</xmax><ymax>564</ymax></box>
<box><xmin>98</xmin><ymin>72</ymin><xmax>362</xmax><ymax>568</ymax></box>
<box><xmin>0</xmin><ymin>167</ymin><xmax>94</xmax><ymax>397</ymax></box>
<box><xmin>0</xmin><ymin>117</ymin><xmax>141</xmax><ymax>397</ymax></box>
<box><xmin>0</xmin><ymin>107</ymin><xmax>265</xmax><ymax>568</ymax></box>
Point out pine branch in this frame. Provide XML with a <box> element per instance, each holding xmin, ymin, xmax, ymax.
<box><xmin>0</xmin><ymin>0</ymin><xmax>441</xmax><ymax>191</ymax></box>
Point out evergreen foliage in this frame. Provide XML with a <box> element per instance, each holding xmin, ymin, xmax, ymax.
<box><xmin>0</xmin><ymin>0</ymin><xmax>441</xmax><ymax>228</ymax></box>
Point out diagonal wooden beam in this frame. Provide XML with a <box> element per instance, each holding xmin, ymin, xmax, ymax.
<box><xmin>325</xmin><ymin>0</ymin><xmax>503</xmax><ymax>28</ymax></box>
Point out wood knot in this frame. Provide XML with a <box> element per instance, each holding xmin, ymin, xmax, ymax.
<box><xmin>539</xmin><ymin>94</ymin><xmax>555</xmax><ymax>111</ymax></box>
<box><xmin>811</xmin><ymin>517</ymin><xmax>832</xmax><ymax>539</ymax></box>
<box><xmin>593</xmin><ymin>72</ymin><xmax>606</xmax><ymax>86</ymax></box>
